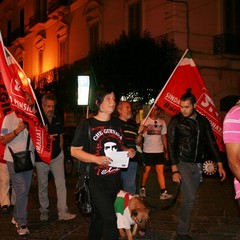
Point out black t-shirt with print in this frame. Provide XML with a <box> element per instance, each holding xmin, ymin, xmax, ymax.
<box><xmin>72</xmin><ymin>117</ymin><xmax>124</xmax><ymax>190</ymax></box>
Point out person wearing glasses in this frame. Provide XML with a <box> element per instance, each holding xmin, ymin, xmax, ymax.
<box><xmin>138</xmin><ymin>105</ymin><xmax>172</xmax><ymax>200</ymax></box>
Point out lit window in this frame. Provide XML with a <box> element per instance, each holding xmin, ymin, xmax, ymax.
<box><xmin>38</xmin><ymin>50</ymin><xmax>43</xmax><ymax>74</ymax></box>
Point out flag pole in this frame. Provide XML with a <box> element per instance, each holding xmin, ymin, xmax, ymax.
<box><xmin>4</xmin><ymin>47</ymin><xmax>46</xmax><ymax>126</ymax></box>
<box><xmin>142</xmin><ymin>49</ymin><xmax>189</xmax><ymax>125</ymax></box>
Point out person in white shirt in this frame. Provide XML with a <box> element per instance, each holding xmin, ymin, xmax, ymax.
<box><xmin>138</xmin><ymin>105</ymin><xmax>172</xmax><ymax>200</ymax></box>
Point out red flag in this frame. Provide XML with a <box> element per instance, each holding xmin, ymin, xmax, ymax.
<box><xmin>0</xmin><ymin>72</ymin><xmax>12</xmax><ymax>163</ymax></box>
<box><xmin>155</xmin><ymin>49</ymin><xmax>225</xmax><ymax>152</ymax></box>
<box><xmin>0</xmin><ymin>35</ymin><xmax>52</xmax><ymax>164</ymax></box>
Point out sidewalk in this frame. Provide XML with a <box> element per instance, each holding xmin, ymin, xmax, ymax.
<box><xmin>0</xmin><ymin>167</ymin><xmax>240</xmax><ymax>240</ymax></box>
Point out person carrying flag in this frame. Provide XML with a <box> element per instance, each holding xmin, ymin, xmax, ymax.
<box><xmin>167</xmin><ymin>89</ymin><xmax>226</xmax><ymax>240</ymax></box>
<box><xmin>0</xmin><ymin>92</ymin><xmax>35</xmax><ymax>236</ymax></box>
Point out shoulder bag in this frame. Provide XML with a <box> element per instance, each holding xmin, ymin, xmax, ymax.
<box><xmin>8</xmin><ymin>133</ymin><xmax>33</xmax><ymax>173</ymax></box>
<box><xmin>74</xmin><ymin>119</ymin><xmax>92</xmax><ymax>215</ymax></box>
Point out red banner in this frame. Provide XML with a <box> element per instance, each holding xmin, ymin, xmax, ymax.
<box><xmin>0</xmin><ymin>73</ymin><xmax>12</xmax><ymax>163</ymax></box>
<box><xmin>156</xmin><ymin>50</ymin><xmax>225</xmax><ymax>152</ymax></box>
<box><xmin>0</xmin><ymin>37</ymin><xmax>52</xmax><ymax>164</ymax></box>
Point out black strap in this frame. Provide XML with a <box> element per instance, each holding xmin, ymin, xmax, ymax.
<box><xmin>86</xmin><ymin>118</ymin><xmax>92</xmax><ymax>178</ymax></box>
<box><xmin>8</xmin><ymin>132</ymin><xmax>30</xmax><ymax>154</ymax></box>
<box><xmin>26</xmin><ymin>132</ymin><xmax>30</xmax><ymax>150</ymax></box>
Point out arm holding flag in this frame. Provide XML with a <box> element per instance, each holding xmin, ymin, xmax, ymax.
<box><xmin>0</xmin><ymin>31</ymin><xmax>52</xmax><ymax>164</ymax></box>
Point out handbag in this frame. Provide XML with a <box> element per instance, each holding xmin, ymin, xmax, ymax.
<box><xmin>8</xmin><ymin>133</ymin><xmax>33</xmax><ymax>173</ymax></box>
<box><xmin>74</xmin><ymin>119</ymin><xmax>93</xmax><ymax>215</ymax></box>
<box><xmin>74</xmin><ymin>163</ymin><xmax>92</xmax><ymax>215</ymax></box>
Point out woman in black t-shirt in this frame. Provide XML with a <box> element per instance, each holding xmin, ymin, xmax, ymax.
<box><xmin>71</xmin><ymin>87</ymin><xmax>136</xmax><ymax>240</ymax></box>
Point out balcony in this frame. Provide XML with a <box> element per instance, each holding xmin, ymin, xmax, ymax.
<box><xmin>213</xmin><ymin>34</ymin><xmax>240</xmax><ymax>55</ymax></box>
<box><xmin>48</xmin><ymin>0</ymin><xmax>70</xmax><ymax>19</ymax></box>
<box><xmin>48</xmin><ymin>0</ymin><xmax>69</xmax><ymax>14</ymax></box>
<box><xmin>29</xmin><ymin>11</ymin><xmax>48</xmax><ymax>30</ymax></box>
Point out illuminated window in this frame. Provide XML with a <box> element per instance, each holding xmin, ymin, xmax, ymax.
<box><xmin>34</xmin><ymin>34</ymin><xmax>46</xmax><ymax>74</ymax></box>
<box><xmin>38</xmin><ymin>50</ymin><xmax>43</xmax><ymax>74</ymax></box>
<box><xmin>57</xmin><ymin>22</ymin><xmax>68</xmax><ymax>67</ymax></box>
<box><xmin>128</xmin><ymin>1</ymin><xmax>142</xmax><ymax>36</ymax></box>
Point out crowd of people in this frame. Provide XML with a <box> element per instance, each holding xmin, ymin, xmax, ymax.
<box><xmin>0</xmin><ymin>86</ymin><xmax>237</xmax><ymax>240</ymax></box>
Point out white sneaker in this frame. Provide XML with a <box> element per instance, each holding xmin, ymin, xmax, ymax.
<box><xmin>139</xmin><ymin>187</ymin><xmax>146</xmax><ymax>198</ymax></box>
<box><xmin>17</xmin><ymin>226</ymin><xmax>30</xmax><ymax>236</ymax></box>
<box><xmin>160</xmin><ymin>190</ymin><xmax>173</xmax><ymax>200</ymax></box>
<box><xmin>58</xmin><ymin>212</ymin><xmax>76</xmax><ymax>221</ymax></box>
<box><xmin>11</xmin><ymin>217</ymin><xmax>18</xmax><ymax>228</ymax></box>
<box><xmin>40</xmin><ymin>211</ymin><xmax>48</xmax><ymax>221</ymax></box>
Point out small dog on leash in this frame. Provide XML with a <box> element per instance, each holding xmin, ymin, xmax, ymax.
<box><xmin>114</xmin><ymin>190</ymin><xmax>150</xmax><ymax>240</ymax></box>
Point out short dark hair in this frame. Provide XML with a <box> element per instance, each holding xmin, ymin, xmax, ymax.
<box><xmin>94</xmin><ymin>86</ymin><xmax>115</xmax><ymax>111</ymax></box>
<box><xmin>41</xmin><ymin>93</ymin><xmax>57</xmax><ymax>106</ymax></box>
<box><xmin>180</xmin><ymin>88</ymin><xmax>196</xmax><ymax>104</ymax></box>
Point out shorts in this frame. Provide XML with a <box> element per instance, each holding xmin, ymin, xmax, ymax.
<box><xmin>143</xmin><ymin>152</ymin><xmax>165</xmax><ymax>166</ymax></box>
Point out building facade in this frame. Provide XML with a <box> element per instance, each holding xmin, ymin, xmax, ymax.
<box><xmin>0</xmin><ymin>0</ymin><xmax>239</xmax><ymax>119</ymax></box>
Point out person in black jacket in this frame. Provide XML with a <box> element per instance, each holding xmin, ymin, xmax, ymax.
<box><xmin>168</xmin><ymin>89</ymin><xmax>226</xmax><ymax>240</ymax></box>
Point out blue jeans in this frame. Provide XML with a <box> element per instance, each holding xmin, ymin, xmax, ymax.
<box><xmin>121</xmin><ymin>161</ymin><xmax>138</xmax><ymax>194</ymax></box>
<box><xmin>7</xmin><ymin>161</ymin><xmax>33</xmax><ymax>227</ymax></box>
<box><xmin>177</xmin><ymin>162</ymin><xmax>200</xmax><ymax>235</ymax></box>
<box><xmin>35</xmin><ymin>151</ymin><xmax>68</xmax><ymax>214</ymax></box>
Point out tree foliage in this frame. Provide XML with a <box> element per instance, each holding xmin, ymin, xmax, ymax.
<box><xmin>89</xmin><ymin>31</ymin><xmax>180</xmax><ymax>103</ymax></box>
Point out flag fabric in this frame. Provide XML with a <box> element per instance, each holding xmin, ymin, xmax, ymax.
<box><xmin>0</xmin><ymin>72</ymin><xmax>12</xmax><ymax>163</ymax></box>
<box><xmin>0</xmin><ymin>34</ymin><xmax>52</xmax><ymax>164</ymax></box>
<box><xmin>155</xmin><ymin>49</ymin><xmax>225</xmax><ymax>152</ymax></box>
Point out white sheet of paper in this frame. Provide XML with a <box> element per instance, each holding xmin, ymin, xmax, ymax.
<box><xmin>106</xmin><ymin>151</ymin><xmax>129</xmax><ymax>168</ymax></box>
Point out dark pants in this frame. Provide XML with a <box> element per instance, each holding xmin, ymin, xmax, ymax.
<box><xmin>88</xmin><ymin>174</ymin><xmax>120</xmax><ymax>240</ymax></box>
<box><xmin>177</xmin><ymin>161</ymin><xmax>200</xmax><ymax>235</ymax></box>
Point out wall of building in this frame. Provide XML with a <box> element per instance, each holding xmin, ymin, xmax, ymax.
<box><xmin>0</xmin><ymin>0</ymin><xmax>239</xmax><ymax>119</ymax></box>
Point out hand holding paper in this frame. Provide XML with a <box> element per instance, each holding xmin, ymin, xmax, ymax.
<box><xmin>106</xmin><ymin>151</ymin><xmax>129</xmax><ymax>168</ymax></box>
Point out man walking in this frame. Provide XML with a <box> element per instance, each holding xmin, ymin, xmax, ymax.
<box><xmin>138</xmin><ymin>105</ymin><xmax>172</xmax><ymax>200</ymax></box>
<box><xmin>168</xmin><ymin>89</ymin><xmax>226</xmax><ymax>240</ymax></box>
<box><xmin>117</xmin><ymin>101</ymin><xmax>139</xmax><ymax>194</ymax></box>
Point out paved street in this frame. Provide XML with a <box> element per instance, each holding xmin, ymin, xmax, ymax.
<box><xmin>1</xmin><ymin>166</ymin><xmax>240</xmax><ymax>240</ymax></box>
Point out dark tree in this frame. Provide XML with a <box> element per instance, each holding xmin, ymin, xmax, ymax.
<box><xmin>89</xmin><ymin>31</ymin><xmax>180</xmax><ymax>104</ymax></box>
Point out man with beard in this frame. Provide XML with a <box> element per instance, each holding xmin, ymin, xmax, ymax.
<box><xmin>35</xmin><ymin>93</ymin><xmax>75</xmax><ymax>222</ymax></box>
<box><xmin>168</xmin><ymin>89</ymin><xmax>226</xmax><ymax>240</ymax></box>
<box><xmin>117</xmin><ymin>101</ymin><xmax>139</xmax><ymax>194</ymax></box>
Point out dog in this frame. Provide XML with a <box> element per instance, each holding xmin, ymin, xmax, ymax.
<box><xmin>114</xmin><ymin>190</ymin><xmax>150</xmax><ymax>240</ymax></box>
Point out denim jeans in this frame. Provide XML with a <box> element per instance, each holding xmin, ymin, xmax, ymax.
<box><xmin>177</xmin><ymin>161</ymin><xmax>201</xmax><ymax>235</ymax></box>
<box><xmin>121</xmin><ymin>161</ymin><xmax>138</xmax><ymax>194</ymax></box>
<box><xmin>35</xmin><ymin>150</ymin><xmax>68</xmax><ymax>214</ymax></box>
<box><xmin>7</xmin><ymin>161</ymin><xmax>33</xmax><ymax>227</ymax></box>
